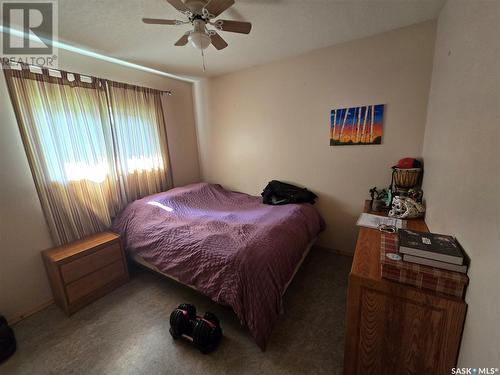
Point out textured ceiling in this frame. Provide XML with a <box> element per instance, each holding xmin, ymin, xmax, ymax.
<box><xmin>57</xmin><ymin>0</ymin><xmax>445</xmax><ymax>78</ymax></box>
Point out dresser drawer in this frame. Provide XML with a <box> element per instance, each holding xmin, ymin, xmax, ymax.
<box><xmin>60</xmin><ymin>242</ymin><xmax>122</xmax><ymax>284</ymax></box>
<box><xmin>66</xmin><ymin>260</ymin><xmax>126</xmax><ymax>304</ymax></box>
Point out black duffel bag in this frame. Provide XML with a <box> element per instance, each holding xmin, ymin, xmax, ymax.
<box><xmin>261</xmin><ymin>180</ymin><xmax>318</xmax><ymax>205</ymax></box>
<box><xmin>0</xmin><ymin>315</ymin><xmax>16</xmax><ymax>363</ymax></box>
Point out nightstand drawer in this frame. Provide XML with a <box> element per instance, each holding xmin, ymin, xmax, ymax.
<box><xmin>66</xmin><ymin>260</ymin><xmax>126</xmax><ymax>304</ymax></box>
<box><xmin>60</xmin><ymin>242</ymin><xmax>122</xmax><ymax>284</ymax></box>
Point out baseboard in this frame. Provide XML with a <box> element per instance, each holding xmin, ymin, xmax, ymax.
<box><xmin>8</xmin><ymin>299</ymin><xmax>54</xmax><ymax>326</ymax></box>
<box><xmin>314</xmin><ymin>245</ymin><xmax>354</xmax><ymax>257</ymax></box>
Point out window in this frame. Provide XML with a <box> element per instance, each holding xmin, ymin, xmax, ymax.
<box><xmin>4</xmin><ymin>66</ymin><xmax>172</xmax><ymax>244</ymax></box>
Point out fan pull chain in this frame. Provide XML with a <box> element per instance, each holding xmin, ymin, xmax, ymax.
<box><xmin>201</xmin><ymin>49</ymin><xmax>206</xmax><ymax>73</ymax></box>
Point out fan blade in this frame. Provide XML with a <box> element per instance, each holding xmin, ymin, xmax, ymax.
<box><xmin>210</xmin><ymin>32</ymin><xmax>228</xmax><ymax>50</ymax></box>
<box><xmin>167</xmin><ymin>0</ymin><xmax>189</xmax><ymax>12</ymax></box>
<box><xmin>217</xmin><ymin>20</ymin><xmax>252</xmax><ymax>34</ymax></box>
<box><xmin>142</xmin><ymin>18</ymin><xmax>180</xmax><ymax>25</ymax></box>
<box><xmin>175</xmin><ymin>33</ymin><xmax>189</xmax><ymax>46</ymax></box>
<box><xmin>204</xmin><ymin>0</ymin><xmax>235</xmax><ymax>17</ymax></box>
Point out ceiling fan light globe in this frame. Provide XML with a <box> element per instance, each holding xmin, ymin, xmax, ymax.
<box><xmin>188</xmin><ymin>32</ymin><xmax>211</xmax><ymax>50</ymax></box>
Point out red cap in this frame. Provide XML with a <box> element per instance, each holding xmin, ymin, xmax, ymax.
<box><xmin>393</xmin><ymin>158</ymin><xmax>422</xmax><ymax>169</ymax></box>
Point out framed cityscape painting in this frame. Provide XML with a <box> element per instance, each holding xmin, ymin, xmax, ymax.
<box><xmin>330</xmin><ymin>104</ymin><xmax>384</xmax><ymax>146</ymax></box>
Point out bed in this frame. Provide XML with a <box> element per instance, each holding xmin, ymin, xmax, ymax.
<box><xmin>111</xmin><ymin>182</ymin><xmax>324</xmax><ymax>349</ymax></box>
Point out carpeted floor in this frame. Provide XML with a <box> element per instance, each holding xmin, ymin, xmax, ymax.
<box><xmin>1</xmin><ymin>248</ymin><xmax>351</xmax><ymax>375</ymax></box>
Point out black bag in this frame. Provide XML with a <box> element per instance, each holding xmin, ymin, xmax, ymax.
<box><xmin>261</xmin><ymin>180</ymin><xmax>318</xmax><ymax>205</ymax></box>
<box><xmin>0</xmin><ymin>315</ymin><xmax>16</xmax><ymax>364</ymax></box>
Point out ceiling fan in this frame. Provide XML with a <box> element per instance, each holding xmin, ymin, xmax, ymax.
<box><xmin>142</xmin><ymin>0</ymin><xmax>252</xmax><ymax>51</ymax></box>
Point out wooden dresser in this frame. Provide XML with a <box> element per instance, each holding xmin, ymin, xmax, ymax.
<box><xmin>42</xmin><ymin>232</ymin><xmax>129</xmax><ymax>315</ymax></box>
<box><xmin>343</xmin><ymin>202</ymin><xmax>467</xmax><ymax>375</ymax></box>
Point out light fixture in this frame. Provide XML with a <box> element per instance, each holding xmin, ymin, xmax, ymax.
<box><xmin>188</xmin><ymin>19</ymin><xmax>211</xmax><ymax>50</ymax></box>
<box><xmin>188</xmin><ymin>31</ymin><xmax>211</xmax><ymax>50</ymax></box>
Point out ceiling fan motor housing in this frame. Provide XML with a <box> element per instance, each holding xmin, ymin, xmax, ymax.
<box><xmin>184</xmin><ymin>0</ymin><xmax>209</xmax><ymax>15</ymax></box>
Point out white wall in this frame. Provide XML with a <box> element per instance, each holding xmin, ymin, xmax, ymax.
<box><xmin>0</xmin><ymin>47</ymin><xmax>200</xmax><ymax>322</ymax></box>
<box><xmin>421</xmin><ymin>0</ymin><xmax>500</xmax><ymax>367</ymax></box>
<box><xmin>195</xmin><ymin>21</ymin><xmax>436</xmax><ymax>252</ymax></box>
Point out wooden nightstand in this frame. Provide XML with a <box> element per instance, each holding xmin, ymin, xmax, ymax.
<box><xmin>343</xmin><ymin>202</ymin><xmax>466</xmax><ymax>374</ymax></box>
<box><xmin>42</xmin><ymin>231</ymin><xmax>129</xmax><ymax>315</ymax></box>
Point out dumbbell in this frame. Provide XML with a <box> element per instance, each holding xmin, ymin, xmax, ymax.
<box><xmin>169</xmin><ymin>304</ymin><xmax>223</xmax><ymax>354</ymax></box>
<box><xmin>193</xmin><ymin>312</ymin><xmax>222</xmax><ymax>354</ymax></box>
<box><xmin>169</xmin><ymin>303</ymin><xmax>196</xmax><ymax>339</ymax></box>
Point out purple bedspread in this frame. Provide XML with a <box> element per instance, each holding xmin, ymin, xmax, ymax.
<box><xmin>112</xmin><ymin>183</ymin><xmax>324</xmax><ymax>349</ymax></box>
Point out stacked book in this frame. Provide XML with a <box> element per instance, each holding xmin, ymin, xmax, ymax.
<box><xmin>380</xmin><ymin>230</ymin><xmax>469</xmax><ymax>298</ymax></box>
<box><xmin>398</xmin><ymin>230</ymin><xmax>469</xmax><ymax>273</ymax></box>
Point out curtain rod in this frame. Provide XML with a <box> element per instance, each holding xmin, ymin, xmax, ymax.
<box><xmin>5</xmin><ymin>61</ymin><xmax>173</xmax><ymax>96</ymax></box>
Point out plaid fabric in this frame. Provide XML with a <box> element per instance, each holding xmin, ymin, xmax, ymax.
<box><xmin>380</xmin><ymin>233</ymin><xmax>468</xmax><ymax>298</ymax></box>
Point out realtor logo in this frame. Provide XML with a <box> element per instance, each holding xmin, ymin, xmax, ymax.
<box><xmin>1</xmin><ymin>0</ymin><xmax>58</xmax><ymax>67</ymax></box>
